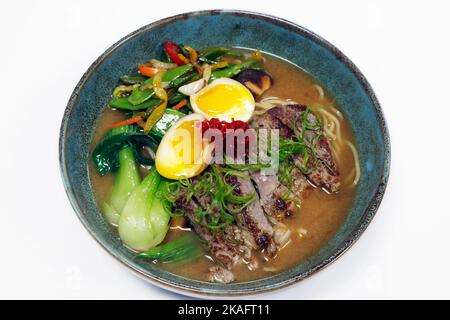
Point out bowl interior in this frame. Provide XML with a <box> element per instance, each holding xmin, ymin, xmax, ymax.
<box><xmin>60</xmin><ymin>10</ymin><xmax>389</xmax><ymax>296</ymax></box>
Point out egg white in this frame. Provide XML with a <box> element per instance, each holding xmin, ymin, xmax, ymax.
<box><xmin>155</xmin><ymin>113</ymin><xmax>212</xmax><ymax>180</ymax></box>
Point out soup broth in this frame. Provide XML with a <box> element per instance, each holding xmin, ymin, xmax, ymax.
<box><xmin>89</xmin><ymin>50</ymin><xmax>357</xmax><ymax>282</ymax></box>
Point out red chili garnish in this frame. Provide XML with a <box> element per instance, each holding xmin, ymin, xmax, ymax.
<box><xmin>163</xmin><ymin>41</ymin><xmax>187</xmax><ymax>66</ymax></box>
<box><xmin>201</xmin><ymin>118</ymin><xmax>253</xmax><ymax>159</ymax></box>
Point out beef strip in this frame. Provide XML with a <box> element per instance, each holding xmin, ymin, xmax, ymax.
<box><xmin>249</xmin><ymin>169</ymin><xmax>295</xmax><ymax>219</ymax></box>
<box><xmin>225</xmin><ymin>174</ymin><xmax>277</xmax><ymax>254</ymax></box>
<box><xmin>249</xmin><ymin>113</ymin><xmax>311</xmax><ymax>219</ymax></box>
<box><xmin>265</xmin><ymin>104</ymin><xmax>341</xmax><ymax>193</ymax></box>
<box><xmin>190</xmin><ymin>174</ymin><xmax>257</xmax><ymax>258</ymax></box>
<box><xmin>250</xmin><ymin>111</ymin><xmax>293</xmax><ymax>139</ymax></box>
<box><xmin>267</xmin><ymin>104</ymin><xmax>339</xmax><ymax>175</ymax></box>
<box><xmin>174</xmin><ymin>190</ymin><xmax>242</xmax><ymax>274</ymax></box>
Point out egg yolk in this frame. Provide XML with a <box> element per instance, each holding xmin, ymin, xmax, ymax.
<box><xmin>194</xmin><ymin>83</ymin><xmax>254</xmax><ymax>120</ymax></box>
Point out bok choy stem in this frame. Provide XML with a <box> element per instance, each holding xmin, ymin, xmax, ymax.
<box><xmin>118</xmin><ymin>167</ymin><xmax>161</xmax><ymax>251</ymax></box>
<box><xmin>103</xmin><ymin>146</ymin><xmax>141</xmax><ymax>226</ymax></box>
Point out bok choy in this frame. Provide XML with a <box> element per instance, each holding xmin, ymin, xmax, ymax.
<box><xmin>135</xmin><ymin>235</ymin><xmax>202</xmax><ymax>263</ymax></box>
<box><xmin>118</xmin><ymin>167</ymin><xmax>170</xmax><ymax>251</ymax></box>
<box><xmin>103</xmin><ymin>146</ymin><xmax>141</xmax><ymax>225</ymax></box>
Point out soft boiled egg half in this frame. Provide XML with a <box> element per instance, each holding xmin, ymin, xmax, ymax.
<box><xmin>155</xmin><ymin>113</ymin><xmax>213</xmax><ymax>180</ymax></box>
<box><xmin>190</xmin><ymin>78</ymin><xmax>255</xmax><ymax>122</ymax></box>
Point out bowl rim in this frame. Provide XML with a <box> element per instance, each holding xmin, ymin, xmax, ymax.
<box><xmin>59</xmin><ymin>9</ymin><xmax>390</xmax><ymax>297</ymax></box>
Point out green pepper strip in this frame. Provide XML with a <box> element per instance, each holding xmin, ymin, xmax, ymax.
<box><xmin>109</xmin><ymin>97</ymin><xmax>161</xmax><ymax>111</ymax></box>
<box><xmin>209</xmin><ymin>61</ymin><xmax>263</xmax><ymax>82</ymax></box>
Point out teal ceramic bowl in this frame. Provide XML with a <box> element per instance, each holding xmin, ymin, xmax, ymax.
<box><xmin>59</xmin><ymin>10</ymin><xmax>390</xmax><ymax>296</ymax></box>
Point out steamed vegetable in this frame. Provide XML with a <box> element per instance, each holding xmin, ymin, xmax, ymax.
<box><xmin>109</xmin><ymin>97</ymin><xmax>161</xmax><ymax>111</ymax></box>
<box><xmin>143</xmin><ymin>71</ymin><xmax>168</xmax><ymax>134</ymax></box>
<box><xmin>92</xmin><ymin>109</ymin><xmax>184</xmax><ymax>176</ymax></box>
<box><xmin>199</xmin><ymin>47</ymin><xmax>244</xmax><ymax>64</ymax></box>
<box><xmin>135</xmin><ymin>234</ymin><xmax>202</xmax><ymax>263</ymax></box>
<box><xmin>145</xmin><ymin>180</ymin><xmax>171</xmax><ymax>248</ymax></box>
<box><xmin>92</xmin><ymin>125</ymin><xmax>141</xmax><ymax>175</ymax></box>
<box><xmin>163</xmin><ymin>41</ymin><xmax>188</xmax><ymax>66</ymax></box>
<box><xmin>150</xmin><ymin>59</ymin><xmax>177</xmax><ymax>69</ymax></box>
<box><xmin>118</xmin><ymin>167</ymin><xmax>161</xmax><ymax>251</ymax></box>
<box><xmin>92</xmin><ymin>124</ymin><xmax>158</xmax><ymax>176</ymax></box>
<box><xmin>234</xmin><ymin>69</ymin><xmax>272</xmax><ymax>98</ymax></box>
<box><xmin>128</xmin><ymin>88</ymin><xmax>156</xmax><ymax>106</ymax></box>
<box><xmin>145</xmin><ymin>63</ymin><xmax>193</xmax><ymax>85</ymax></box>
<box><xmin>150</xmin><ymin>108</ymin><xmax>185</xmax><ymax>140</ymax></box>
<box><xmin>209</xmin><ymin>61</ymin><xmax>263</xmax><ymax>82</ymax></box>
<box><xmin>171</xmin><ymin>100</ymin><xmax>186</xmax><ymax>111</ymax></box>
<box><xmin>177</xmin><ymin>63</ymin><xmax>211</xmax><ymax>96</ymax></box>
<box><xmin>111</xmin><ymin>64</ymin><xmax>193</xmax><ymax>108</ymax></box>
<box><xmin>110</xmin><ymin>116</ymin><xmax>144</xmax><ymax>128</ymax></box>
<box><xmin>112</xmin><ymin>84</ymin><xmax>139</xmax><ymax>98</ymax></box>
<box><xmin>103</xmin><ymin>146</ymin><xmax>141</xmax><ymax>225</ymax></box>
<box><xmin>138</xmin><ymin>64</ymin><xmax>160</xmax><ymax>77</ymax></box>
<box><xmin>120</xmin><ymin>74</ymin><xmax>147</xmax><ymax>85</ymax></box>
<box><xmin>167</xmin><ymin>91</ymin><xmax>188</xmax><ymax>107</ymax></box>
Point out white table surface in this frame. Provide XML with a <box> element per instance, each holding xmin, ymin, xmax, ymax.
<box><xmin>1</xmin><ymin>0</ymin><xmax>449</xmax><ymax>299</ymax></box>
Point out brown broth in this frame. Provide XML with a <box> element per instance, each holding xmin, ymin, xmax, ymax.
<box><xmin>89</xmin><ymin>50</ymin><xmax>357</xmax><ymax>283</ymax></box>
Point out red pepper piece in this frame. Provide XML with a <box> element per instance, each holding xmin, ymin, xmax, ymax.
<box><xmin>201</xmin><ymin>119</ymin><xmax>252</xmax><ymax>158</ymax></box>
<box><xmin>163</xmin><ymin>41</ymin><xmax>187</xmax><ymax>66</ymax></box>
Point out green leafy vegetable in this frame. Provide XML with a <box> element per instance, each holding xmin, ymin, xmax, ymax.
<box><xmin>129</xmin><ymin>134</ymin><xmax>159</xmax><ymax>166</ymax></box>
<box><xmin>145</xmin><ymin>180</ymin><xmax>171</xmax><ymax>249</ymax></box>
<box><xmin>134</xmin><ymin>235</ymin><xmax>203</xmax><ymax>263</ymax></box>
<box><xmin>103</xmin><ymin>146</ymin><xmax>141</xmax><ymax>225</ymax></box>
<box><xmin>149</xmin><ymin>108</ymin><xmax>185</xmax><ymax>140</ymax></box>
<box><xmin>92</xmin><ymin>125</ymin><xmax>141</xmax><ymax>176</ymax></box>
<box><xmin>92</xmin><ymin>124</ymin><xmax>159</xmax><ymax>176</ymax></box>
<box><xmin>118</xmin><ymin>167</ymin><xmax>161</xmax><ymax>251</ymax></box>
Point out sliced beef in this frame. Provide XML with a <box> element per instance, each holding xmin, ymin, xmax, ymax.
<box><xmin>249</xmin><ymin>113</ymin><xmax>312</xmax><ymax>219</ymax></box>
<box><xmin>268</xmin><ymin>104</ymin><xmax>339</xmax><ymax>175</ymax></box>
<box><xmin>225</xmin><ymin>174</ymin><xmax>277</xmax><ymax>254</ymax></box>
<box><xmin>294</xmin><ymin>155</ymin><xmax>340</xmax><ymax>193</ymax></box>
<box><xmin>190</xmin><ymin>175</ymin><xmax>257</xmax><ymax>258</ymax></box>
<box><xmin>250</xmin><ymin>111</ymin><xmax>293</xmax><ymax>139</ymax></box>
<box><xmin>174</xmin><ymin>190</ymin><xmax>241</xmax><ymax>271</ymax></box>
<box><xmin>249</xmin><ymin>170</ymin><xmax>295</xmax><ymax>219</ymax></box>
<box><xmin>263</xmin><ymin>105</ymin><xmax>340</xmax><ymax>193</ymax></box>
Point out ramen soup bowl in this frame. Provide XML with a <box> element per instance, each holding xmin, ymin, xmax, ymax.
<box><xmin>59</xmin><ymin>10</ymin><xmax>390</xmax><ymax>296</ymax></box>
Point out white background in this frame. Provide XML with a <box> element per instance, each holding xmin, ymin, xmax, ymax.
<box><xmin>1</xmin><ymin>0</ymin><xmax>449</xmax><ymax>299</ymax></box>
